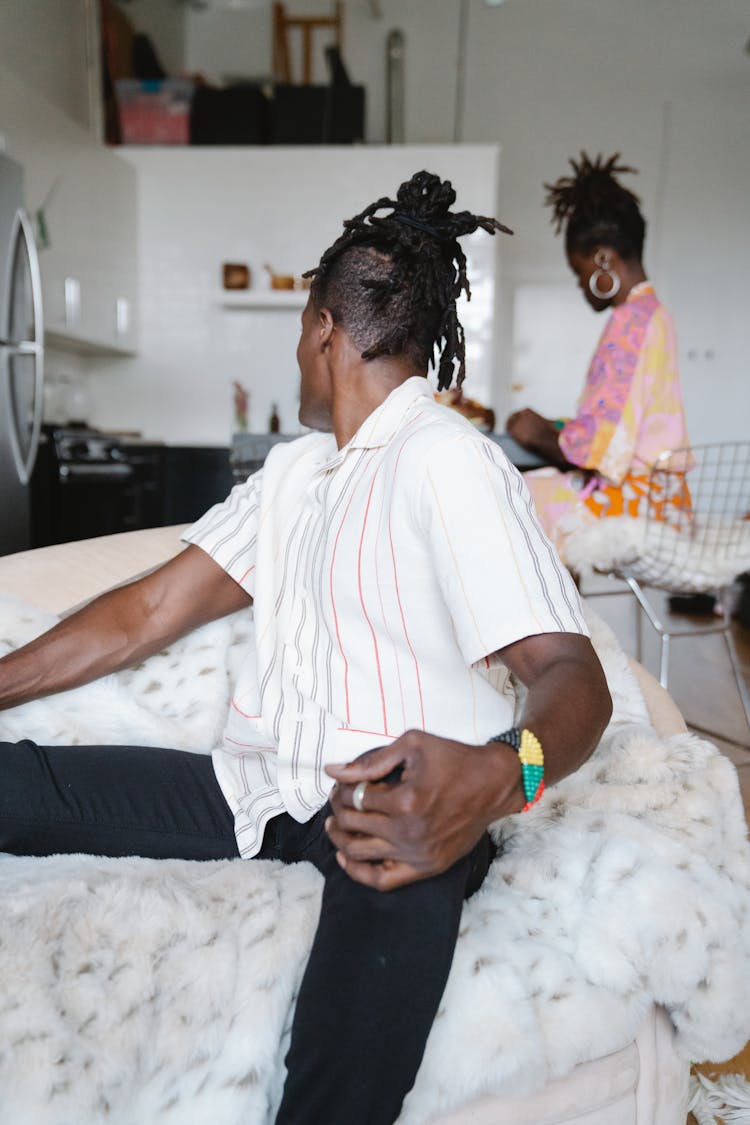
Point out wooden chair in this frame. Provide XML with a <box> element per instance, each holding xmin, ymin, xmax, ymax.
<box><xmin>272</xmin><ymin>1</ymin><xmax>344</xmax><ymax>84</ymax></box>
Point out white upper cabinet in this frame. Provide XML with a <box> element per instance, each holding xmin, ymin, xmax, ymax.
<box><xmin>0</xmin><ymin>65</ymin><xmax>137</xmax><ymax>357</ymax></box>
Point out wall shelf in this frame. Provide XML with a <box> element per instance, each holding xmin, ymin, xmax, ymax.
<box><xmin>45</xmin><ymin>327</ymin><xmax>137</xmax><ymax>358</ymax></box>
<box><xmin>218</xmin><ymin>290</ymin><xmax>308</xmax><ymax>310</ymax></box>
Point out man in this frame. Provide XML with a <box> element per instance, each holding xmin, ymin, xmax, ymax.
<box><xmin>0</xmin><ymin>171</ymin><xmax>611</xmax><ymax>1125</ymax></box>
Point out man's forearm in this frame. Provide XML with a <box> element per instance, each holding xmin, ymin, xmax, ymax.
<box><xmin>486</xmin><ymin>633</ymin><xmax>612</xmax><ymax>820</ymax></box>
<box><xmin>0</xmin><ymin>582</ymin><xmax>168</xmax><ymax>711</ymax></box>
<box><xmin>514</xmin><ymin>652</ymin><xmax>611</xmax><ymax>787</ymax></box>
<box><xmin>0</xmin><ymin>545</ymin><xmax>253</xmax><ymax>714</ymax></box>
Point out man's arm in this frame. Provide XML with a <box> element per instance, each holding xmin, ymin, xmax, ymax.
<box><xmin>0</xmin><ymin>545</ymin><xmax>252</xmax><ymax>712</ymax></box>
<box><xmin>325</xmin><ymin>632</ymin><xmax>611</xmax><ymax>891</ymax></box>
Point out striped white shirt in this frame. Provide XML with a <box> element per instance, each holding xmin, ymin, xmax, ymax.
<box><xmin>184</xmin><ymin>377</ymin><xmax>587</xmax><ymax>857</ymax></box>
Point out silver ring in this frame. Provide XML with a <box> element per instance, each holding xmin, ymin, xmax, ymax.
<box><xmin>352</xmin><ymin>780</ymin><xmax>369</xmax><ymax>812</ymax></box>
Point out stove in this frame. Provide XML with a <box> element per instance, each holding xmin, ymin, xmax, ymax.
<box><xmin>30</xmin><ymin>427</ymin><xmax>136</xmax><ymax>547</ymax></box>
<box><xmin>53</xmin><ymin>428</ymin><xmax>133</xmax><ymax>482</ymax></box>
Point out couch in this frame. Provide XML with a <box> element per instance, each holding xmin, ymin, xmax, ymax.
<box><xmin>0</xmin><ymin>526</ymin><xmax>746</xmax><ymax>1125</ymax></box>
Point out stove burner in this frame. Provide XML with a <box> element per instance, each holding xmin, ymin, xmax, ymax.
<box><xmin>51</xmin><ymin>428</ymin><xmax>133</xmax><ymax>481</ymax></box>
<box><xmin>53</xmin><ymin>428</ymin><xmax>127</xmax><ymax>462</ymax></box>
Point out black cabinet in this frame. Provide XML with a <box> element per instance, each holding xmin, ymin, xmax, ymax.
<box><xmin>123</xmin><ymin>443</ymin><xmax>234</xmax><ymax>528</ymax></box>
<box><xmin>121</xmin><ymin>444</ymin><xmax>165</xmax><ymax>531</ymax></box>
<box><xmin>31</xmin><ymin>440</ymin><xmax>235</xmax><ymax>546</ymax></box>
<box><xmin>159</xmin><ymin>446</ymin><xmax>234</xmax><ymax>525</ymax></box>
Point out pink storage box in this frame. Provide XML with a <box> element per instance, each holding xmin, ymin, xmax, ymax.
<box><xmin>115</xmin><ymin>79</ymin><xmax>195</xmax><ymax>144</ymax></box>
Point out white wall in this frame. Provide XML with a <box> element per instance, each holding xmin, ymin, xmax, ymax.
<box><xmin>0</xmin><ymin>0</ymin><xmax>93</xmax><ymax>129</ymax></box>
<box><xmin>85</xmin><ymin>145</ymin><xmax>499</xmax><ymax>444</ymax></box>
<box><xmin>114</xmin><ymin>0</ymin><xmax>187</xmax><ymax>77</ymax></box>
<box><xmin>184</xmin><ymin>6</ymin><xmax>270</xmax><ymax>85</ymax></box>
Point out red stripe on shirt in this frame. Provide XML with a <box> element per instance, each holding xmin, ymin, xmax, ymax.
<box><xmin>374</xmin><ymin>462</ymin><xmax>406</xmax><ymax>728</ymax></box>
<box><xmin>231</xmin><ymin>699</ymin><xmax>261</xmax><ymax>718</ymax></box>
<box><xmin>389</xmin><ymin>425</ymin><xmax>426</xmax><ymax>729</ymax></box>
<box><xmin>357</xmin><ymin>463</ymin><xmax>389</xmax><ymax>734</ymax></box>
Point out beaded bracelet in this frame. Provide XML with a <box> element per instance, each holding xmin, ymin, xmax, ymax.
<box><xmin>488</xmin><ymin>727</ymin><xmax>545</xmax><ymax>812</ymax></box>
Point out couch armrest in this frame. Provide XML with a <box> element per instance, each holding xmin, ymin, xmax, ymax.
<box><xmin>0</xmin><ymin>526</ymin><xmax>188</xmax><ymax>615</ymax></box>
<box><xmin>627</xmin><ymin>658</ymin><xmax>687</xmax><ymax>737</ymax></box>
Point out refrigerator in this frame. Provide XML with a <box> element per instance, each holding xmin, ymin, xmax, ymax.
<box><xmin>0</xmin><ymin>153</ymin><xmax>44</xmax><ymax>556</ymax></box>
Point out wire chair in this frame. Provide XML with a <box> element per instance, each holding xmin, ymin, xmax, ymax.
<box><xmin>603</xmin><ymin>442</ymin><xmax>750</xmax><ymax>737</ymax></box>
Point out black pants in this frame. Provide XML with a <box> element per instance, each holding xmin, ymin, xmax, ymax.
<box><xmin>0</xmin><ymin>740</ymin><xmax>496</xmax><ymax>1125</ymax></box>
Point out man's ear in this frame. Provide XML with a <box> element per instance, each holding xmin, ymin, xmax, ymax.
<box><xmin>318</xmin><ymin>306</ymin><xmax>336</xmax><ymax>350</ymax></box>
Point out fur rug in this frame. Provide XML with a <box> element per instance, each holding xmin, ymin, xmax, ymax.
<box><xmin>1</xmin><ymin>596</ymin><xmax>750</xmax><ymax>1124</ymax></box>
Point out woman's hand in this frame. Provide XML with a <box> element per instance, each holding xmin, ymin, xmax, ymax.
<box><xmin>324</xmin><ymin>732</ymin><xmax>523</xmax><ymax>892</ymax></box>
<box><xmin>506</xmin><ymin>409</ymin><xmax>572</xmax><ymax>469</ymax></box>
<box><xmin>506</xmin><ymin>408</ymin><xmax>553</xmax><ymax>450</ymax></box>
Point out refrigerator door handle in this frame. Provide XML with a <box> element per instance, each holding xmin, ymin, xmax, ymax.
<box><xmin>2</xmin><ymin>340</ymin><xmax>42</xmax><ymax>355</ymax></box>
<box><xmin>2</xmin><ymin>342</ymin><xmax>43</xmax><ymax>486</ymax></box>
<box><xmin>17</xmin><ymin>209</ymin><xmax>44</xmax><ymax>346</ymax></box>
<box><xmin>20</xmin><ymin>208</ymin><xmax>45</xmax><ymax>483</ymax></box>
<box><xmin>4</xmin><ymin>208</ymin><xmax>45</xmax><ymax>485</ymax></box>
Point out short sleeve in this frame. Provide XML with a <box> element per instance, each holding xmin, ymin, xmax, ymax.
<box><xmin>181</xmin><ymin>470</ymin><xmax>262</xmax><ymax>596</ymax></box>
<box><xmin>416</xmin><ymin>435</ymin><xmax>588</xmax><ymax>666</ymax></box>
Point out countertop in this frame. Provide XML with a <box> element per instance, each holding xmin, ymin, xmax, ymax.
<box><xmin>230</xmin><ymin>431</ymin><xmax>547</xmax><ymax>471</ymax></box>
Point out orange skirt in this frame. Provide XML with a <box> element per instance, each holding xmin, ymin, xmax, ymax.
<box><xmin>523</xmin><ymin>467</ymin><xmax>691</xmax><ymax>551</ymax></box>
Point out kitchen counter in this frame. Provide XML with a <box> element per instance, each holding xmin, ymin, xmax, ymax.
<box><xmin>488</xmin><ymin>432</ymin><xmax>547</xmax><ymax>471</ymax></box>
<box><xmin>230</xmin><ymin>431</ymin><xmax>547</xmax><ymax>482</ymax></box>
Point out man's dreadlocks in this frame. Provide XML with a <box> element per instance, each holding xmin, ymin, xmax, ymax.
<box><xmin>304</xmin><ymin>170</ymin><xmax>511</xmax><ymax>391</ymax></box>
<box><xmin>544</xmin><ymin>152</ymin><xmax>646</xmax><ymax>262</ymax></box>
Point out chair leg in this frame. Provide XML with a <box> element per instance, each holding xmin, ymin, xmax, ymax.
<box><xmin>634</xmin><ymin>598</ymin><xmax>643</xmax><ymax>664</ymax></box>
<box><xmin>624</xmin><ymin>576</ymin><xmax>667</xmax><ymax>655</ymax></box>
<box><xmin>722</xmin><ymin>628</ymin><xmax>750</xmax><ymax>735</ymax></box>
<box><xmin>659</xmin><ymin>633</ymin><xmax>671</xmax><ymax>691</ymax></box>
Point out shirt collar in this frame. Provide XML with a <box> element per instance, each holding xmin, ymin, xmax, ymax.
<box><xmin>626</xmin><ymin>281</ymin><xmax>655</xmax><ymax>301</ymax></box>
<box><xmin>318</xmin><ymin>376</ymin><xmax>432</xmax><ymax>470</ymax></box>
<box><xmin>349</xmin><ymin>376</ymin><xmax>432</xmax><ymax>450</ymax></box>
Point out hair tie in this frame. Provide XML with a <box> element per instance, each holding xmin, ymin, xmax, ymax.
<box><xmin>391</xmin><ymin>212</ymin><xmax>442</xmax><ymax>239</ymax></box>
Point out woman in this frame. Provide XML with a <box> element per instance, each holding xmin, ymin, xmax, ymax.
<box><xmin>507</xmin><ymin>152</ymin><xmax>689</xmax><ymax>556</ymax></box>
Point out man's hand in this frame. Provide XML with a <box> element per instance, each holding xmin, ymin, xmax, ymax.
<box><xmin>325</xmin><ymin>731</ymin><xmax>523</xmax><ymax>892</ymax></box>
<box><xmin>325</xmin><ymin>633</ymin><xmax>612</xmax><ymax>893</ymax></box>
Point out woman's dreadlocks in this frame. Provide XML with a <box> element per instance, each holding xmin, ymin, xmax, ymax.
<box><xmin>305</xmin><ymin>170</ymin><xmax>511</xmax><ymax>391</ymax></box>
<box><xmin>544</xmin><ymin>152</ymin><xmax>646</xmax><ymax>262</ymax></box>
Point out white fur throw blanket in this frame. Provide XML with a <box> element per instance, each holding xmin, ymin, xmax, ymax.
<box><xmin>561</xmin><ymin>514</ymin><xmax>750</xmax><ymax>593</ymax></box>
<box><xmin>1</xmin><ymin>595</ymin><xmax>750</xmax><ymax>1125</ymax></box>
